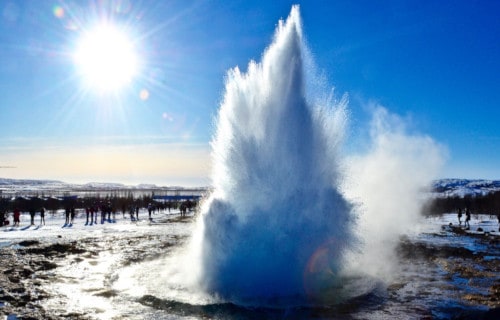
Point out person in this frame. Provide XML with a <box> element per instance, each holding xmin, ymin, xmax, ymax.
<box><xmin>70</xmin><ymin>207</ymin><xmax>76</xmax><ymax>224</ymax></box>
<box><xmin>106</xmin><ymin>203</ymin><xmax>112</xmax><ymax>222</ymax></box>
<box><xmin>0</xmin><ymin>210</ymin><xmax>5</xmax><ymax>227</ymax></box>
<box><xmin>101</xmin><ymin>206</ymin><xmax>106</xmax><ymax>224</ymax></box>
<box><xmin>13</xmin><ymin>208</ymin><xmax>21</xmax><ymax>227</ymax></box>
<box><xmin>129</xmin><ymin>205</ymin><xmax>135</xmax><ymax>221</ymax></box>
<box><xmin>457</xmin><ymin>208</ymin><xmax>463</xmax><ymax>226</ymax></box>
<box><xmin>29</xmin><ymin>208</ymin><xmax>36</xmax><ymax>225</ymax></box>
<box><xmin>85</xmin><ymin>207</ymin><xmax>90</xmax><ymax>225</ymax></box>
<box><xmin>65</xmin><ymin>207</ymin><xmax>70</xmax><ymax>225</ymax></box>
<box><xmin>40</xmin><ymin>207</ymin><xmax>45</xmax><ymax>225</ymax></box>
<box><xmin>90</xmin><ymin>205</ymin><xmax>96</xmax><ymax>224</ymax></box>
<box><xmin>465</xmin><ymin>207</ymin><xmax>471</xmax><ymax>229</ymax></box>
<box><xmin>148</xmin><ymin>203</ymin><xmax>153</xmax><ymax>220</ymax></box>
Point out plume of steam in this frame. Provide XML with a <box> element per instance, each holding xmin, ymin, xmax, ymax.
<box><xmin>343</xmin><ymin>105</ymin><xmax>446</xmax><ymax>279</ymax></box>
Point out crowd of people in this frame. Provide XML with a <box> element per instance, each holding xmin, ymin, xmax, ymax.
<box><xmin>0</xmin><ymin>199</ymin><xmax>196</xmax><ymax>228</ymax></box>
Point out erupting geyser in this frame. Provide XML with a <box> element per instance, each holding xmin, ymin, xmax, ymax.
<box><xmin>189</xmin><ymin>6</ymin><xmax>356</xmax><ymax>304</ymax></box>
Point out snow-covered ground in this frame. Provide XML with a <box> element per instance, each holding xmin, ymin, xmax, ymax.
<box><xmin>1</xmin><ymin>208</ymin><xmax>499</xmax><ymax>319</ymax></box>
<box><xmin>0</xmin><ymin>208</ymin><xmax>189</xmax><ymax>248</ymax></box>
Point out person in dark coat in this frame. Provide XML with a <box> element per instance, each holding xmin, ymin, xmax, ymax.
<box><xmin>40</xmin><ymin>207</ymin><xmax>45</xmax><ymax>225</ymax></box>
<box><xmin>0</xmin><ymin>210</ymin><xmax>5</xmax><ymax>227</ymax></box>
<box><xmin>29</xmin><ymin>208</ymin><xmax>36</xmax><ymax>226</ymax></box>
<box><xmin>465</xmin><ymin>207</ymin><xmax>471</xmax><ymax>229</ymax></box>
<box><xmin>70</xmin><ymin>207</ymin><xmax>76</xmax><ymax>224</ymax></box>
<box><xmin>65</xmin><ymin>207</ymin><xmax>70</xmax><ymax>225</ymax></box>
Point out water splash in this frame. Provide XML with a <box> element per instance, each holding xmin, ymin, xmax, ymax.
<box><xmin>188</xmin><ymin>6</ymin><xmax>356</xmax><ymax>305</ymax></box>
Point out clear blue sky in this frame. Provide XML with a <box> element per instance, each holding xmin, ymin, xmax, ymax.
<box><xmin>0</xmin><ymin>0</ymin><xmax>498</xmax><ymax>185</ymax></box>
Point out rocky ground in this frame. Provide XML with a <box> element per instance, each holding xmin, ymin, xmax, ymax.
<box><xmin>393</xmin><ymin>225</ymin><xmax>500</xmax><ymax>319</ymax></box>
<box><xmin>0</xmin><ymin>215</ymin><xmax>192</xmax><ymax>320</ymax></box>
<box><xmin>1</xmin><ymin>240</ymin><xmax>88</xmax><ymax>319</ymax></box>
<box><xmin>1</xmin><ymin>216</ymin><xmax>499</xmax><ymax>320</ymax></box>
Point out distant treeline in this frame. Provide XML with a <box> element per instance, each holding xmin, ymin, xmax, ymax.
<box><xmin>423</xmin><ymin>191</ymin><xmax>500</xmax><ymax>216</ymax></box>
<box><xmin>0</xmin><ymin>193</ymin><xmax>198</xmax><ymax>213</ymax></box>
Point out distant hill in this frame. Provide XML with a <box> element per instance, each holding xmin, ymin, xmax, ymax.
<box><xmin>0</xmin><ymin>177</ymin><xmax>206</xmax><ymax>196</ymax></box>
<box><xmin>432</xmin><ymin>179</ymin><xmax>500</xmax><ymax>197</ymax></box>
<box><xmin>0</xmin><ymin>178</ymin><xmax>64</xmax><ymax>186</ymax></box>
<box><xmin>2</xmin><ymin>177</ymin><xmax>499</xmax><ymax>198</ymax></box>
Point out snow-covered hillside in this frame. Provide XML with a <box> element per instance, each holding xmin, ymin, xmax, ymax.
<box><xmin>0</xmin><ymin>178</ymin><xmax>206</xmax><ymax>197</ymax></box>
<box><xmin>2</xmin><ymin>177</ymin><xmax>499</xmax><ymax>198</ymax></box>
<box><xmin>432</xmin><ymin>179</ymin><xmax>500</xmax><ymax>197</ymax></box>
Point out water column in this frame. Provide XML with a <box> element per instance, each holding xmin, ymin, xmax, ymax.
<box><xmin>189</xmin><ymin>6</ymin><xmax>355</xmax><ymax>304</ymax></box>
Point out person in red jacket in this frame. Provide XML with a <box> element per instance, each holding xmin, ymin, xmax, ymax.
<box><xmin>13</xmin><ymin>208</ymin><xmax>21</xmax><ymax>227</ymax></box>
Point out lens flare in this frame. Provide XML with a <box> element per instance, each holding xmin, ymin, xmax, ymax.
<box><xmin>53</xmin><ymin>6</ymin><xmax>65</xmax><ymax>19</ymax></box>
<box><xmin>139</xmin><ymin>89</ymin><xmax>149</xmax><ymax>100</ymax></box>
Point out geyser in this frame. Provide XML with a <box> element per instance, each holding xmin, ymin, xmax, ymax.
<box><xmin>189</xmin><ymin>6</ymin><xmax>355</xmax><ymax>304</ymax></box>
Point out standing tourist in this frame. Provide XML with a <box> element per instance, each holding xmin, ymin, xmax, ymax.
<box><xmin>40</xmin><ymin>207</ymin><xmax>45</xmax><ymax>225</ymax></box>
<box><xmin>13</xmin><ymin>208</ymin><xmax>21</xmax><ymax>227</ymax></box>
<box><xmin>465</xmin><ymin>207</ymin><xmax>471</xmax><ymax>229</ymax></box>
<box><xmin>0</xmin><ymin>210</ymin><xmax>5</xmax><ymax>227</ymax></box>
<box><xmin>65</xmin><ymin>207</ymin><xmax>70</xmax><ymax>225</ymax></box>
<box><xmin>148</xmin><ymin>203</ymin><xmax>153</xmax><ymax>220</ymax></box>
<box><xmin>29</xmin><ymin>208</ymin><xmax>36</xmax><ymax>226</ymax></box>
<box><xmin>85</xmin><ymin>207</ymin><xmax>90</xmax><ymax>225</ymax></box>
<box><xmin>70</xmin><ymin>207</ymin><xmax>76</xmax><ymax>224</ymax></box>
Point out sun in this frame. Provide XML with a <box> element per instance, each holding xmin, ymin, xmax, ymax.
<box><xmin>73</xmin><ymin>24</ymin><xmax>139</xmax><ymax>92</ymax></box>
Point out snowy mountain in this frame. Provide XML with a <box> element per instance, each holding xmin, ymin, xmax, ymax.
<box><xmin>0</xmin><ymin>178</ymin><xmax>64</xmax><ymax>186</ymax></box>
<box><xmin>2</xmin><ymin>177</ymin><xmax>499</xmax><ymax>198</ymax></box>
<box><xmin>0</xmin><ymin>178</ymin><xmax>207</xmax><ymax>197</ymax></box>
<box><xmin>432</xmin><ymin>179</ymin><xmax>500</xmax><ymax>197</ymax></box>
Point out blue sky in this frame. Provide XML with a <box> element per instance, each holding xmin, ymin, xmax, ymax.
<box><xmin>0</xmin><ymin>0</ymin><xmax>498</xmax><ymax>185</ymax></box>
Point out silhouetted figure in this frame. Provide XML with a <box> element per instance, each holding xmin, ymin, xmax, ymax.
<box><xmin>65</xmin><ymin>207</ymin><xmax>70</xmax><ymax>225</ymax></box>
<box><xmin>180</xmin><ymin>203</ymin><xmax>187</xmax><ymax>217</ymax></box>
<box><xmin>129</xmin><ymin>205</ymin><xmax>135</xmax><ymax>221</ymax></box>
<box><xmin>106</xmin><ymin>203</ymin><xmax>112</xmax><ymax>222</ymax></box>
<box><xmin>0</xmin><ymin>210</ymin><xmax>5</xmax><ymax>227</ymax></box>
<box><xmin>70</xmin><ymin>207</ymin><xmax>76</xmax><ymax>224</ymax></box>
<box><xmin>148</xmin><ymin>203</ymin><xmax>152</xmax><ymax>220</ymax></box>
<box><xmin>135</xmin><ymin>205</ymin><xmax>139</xmax><ymax>221</ymax></box>
<box><xmin>13</xmin><ymin>208</ymin><xmax>21</xmax><ymax>227</ymax></box>
<box><xmin>29</xmin><ymin>208</ymin><xmax>36</xmax><ymax>226</ymax></box>
<box><xmin>101</xmin><ymin>206</ymin><xmax>106</xmax><ymax>224</ymax></box>
<box><xmin>457</xmin><ymin>208</ymin><xmax>463</xmax><ymax>226</ymax></box>
<box><xmin>85</xmin><ymin>207</ymin><xmax>90</xmax><ymax>225</ymax></box>
<box><xmin>40</xmin><ymin>207</ymin><xmax>45</xmax><ymax>225</ymax></box>
<box><xmin>465</xmin><ymin>207</ymin><xmax>471</xmax><ymax>229</ymax></box>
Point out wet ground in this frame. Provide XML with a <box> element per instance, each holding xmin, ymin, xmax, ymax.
<box><xmin>1</xmin><ymin>212</ymin><xmax>499</xmax><ymax>319</ymax></box>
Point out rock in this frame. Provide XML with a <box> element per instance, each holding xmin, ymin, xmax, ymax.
<box><xmin>34</xmin><ymin>260</ymin><xmax>58</xmax><ymax>271</ymax></box>
<box><xmin>1</xmin><ymin>290</ymin><xmax>17</xmax><ymax>302</ymax></box>
<box><xmin>20</xmin><ymin>266</ymin><xmax>34</xmax><ymax>277</ymax></box>
<box><xmin>18</xmin><ymin>240</ymin><xmax>40</xmax><ymax>247</ymax></box>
